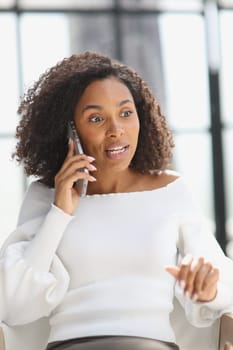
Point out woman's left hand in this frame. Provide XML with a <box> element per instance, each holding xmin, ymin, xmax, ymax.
<box><xmin>166</xmin><ymin>255</ymin><xmax>220</xmax><ymax>302</ymax></box>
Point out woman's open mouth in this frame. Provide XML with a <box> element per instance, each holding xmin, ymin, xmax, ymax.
<box><xmin>105</xmin><ymin>145</ymin><xmax>130</xmax><ymax>159</ymax></box>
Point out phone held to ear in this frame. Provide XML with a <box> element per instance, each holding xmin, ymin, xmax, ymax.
<box><xmin>67</xmin><ymin>121</ymin><xmax>88</xmax><ymax>197</ymax></box>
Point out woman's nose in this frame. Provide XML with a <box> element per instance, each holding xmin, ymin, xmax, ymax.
<box><xmin>106</xmin><ymin>121</ymin><xmax>125</xmax><ymax>138</ymax></box>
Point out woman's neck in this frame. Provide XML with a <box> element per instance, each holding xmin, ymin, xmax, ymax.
<box><xmin>87</xmin><ymin>167</ymin><xmax>139</xmax><ymax>195</ymax></box>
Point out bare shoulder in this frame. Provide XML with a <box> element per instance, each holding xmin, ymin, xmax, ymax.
<box><xmin>146</xmin><ymin>169</ymin><xmax>180</xmax><ymax>190</ymax></box>
<box><xmin>135</xmin><ymin>169</ymin><xmax>180</xmax><ymax>191</ymax></box>
<box><xmin>159</xmin><ymin>169</ymin><xmax>180</xmax><ymax>186</ymax></box>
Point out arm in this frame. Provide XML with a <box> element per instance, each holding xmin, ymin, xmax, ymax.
<box><xmin>0</xmin><ymin>182</ymin><xmax>72</xmax><ymax>326</ymax></box>
<box><xmin>168</xmin><ymin>181</ymin><xmax>233</xmax><ymax>327</ymax></box>
<box><xmin>0</xmin><ymin>141</ymin><xmax>96</xmax><ymax>326</ymax></box>
<box><xmin>179</xmin><ymin>217</ymin><xmax>233</xmax><ymax>327</ymax></box>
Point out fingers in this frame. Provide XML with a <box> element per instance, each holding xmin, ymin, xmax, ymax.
<box><xmin>202</xmin><ymin>267</ymin><xmax>219</xmax><ymax>290</ymax></box>
<box><xmin>178</xmin><ymin>254</ymin><xmax>194</xmax><ymax>290</ymax></box>
<box><xmin>53</xmin><ymin>140</ymin><xmax>97</xmax><ymax>214</ymax></box>
<box><xmin>165</xmin><ymin>266</ymin><xmax>180</xmax><ymax>279</ymax></box>
<box><xmin>60</xmin><ymin>139</ymin><xmax>95</xmax><ymax>175</ymax></box>
<box><xmin>198</xmin><ymin>267</ymin><xmax>219</xmax><ymax>301</ymax></box>
<box><xmin>191</xmin><ymin>261</ymin><xmax>212</xmax><ymax>296</ymax></box>
<box><xmin>55</xmin><ymin>140</ymin><xmax>97</xmax><ymax>187</ymax></box>
<box><xmin>57</xmin><ymin>168</ymin><xmax>96</xmax><ymax>189</ymax></box>
<box><xmin>166</xmin><ymin>255</ymin><xmax>219</xmax><ymax>302</ymax></box>
<box><xmin>59</xmin><ymin>158</ymin><xmax>96</xmax><ymax>179</ymax></box>
<box><xmin>55</xmin><ymin>162</ymin><xmax>96</xmax><ymax>192</ymax></box>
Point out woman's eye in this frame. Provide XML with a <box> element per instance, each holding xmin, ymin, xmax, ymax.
<box><xmin>89</xmin><ymin>115</ymin><xmax>103</xmax><ymax>123</ymax></box>
<box><xmin>121</xmin><ymin>110</ymin><xmax>133</xmax><ymax>118</ymax></box>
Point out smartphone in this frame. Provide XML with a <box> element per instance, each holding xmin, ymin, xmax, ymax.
<box><xmin>67</xmin><ymin>121</ymin><xmax>88</xmax><ymax>197</ymax></box>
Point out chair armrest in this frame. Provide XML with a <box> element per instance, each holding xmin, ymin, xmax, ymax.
<box><xmin>219</xmin><ymin>313</ymin><xmax>233</xmax><ymax>350</ymax></box>
<box><xmin>0</xmin><ymin>324</ymin><xmax>5</xmax><ymax>350</ymax></box>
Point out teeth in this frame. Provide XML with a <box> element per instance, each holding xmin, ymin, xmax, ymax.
<box><xmin>109</xmin><ymin>148</ymin><xmax>125</xmax><ymax>154</ymax></box>
<box><xmin>108</xmin><ymin>146</ymin><xmax>127</xmax><ymax>154</ymax></box>
<box><xmin>109</xmin><ymin>146</ymin><xmax>125</xmax><ymax>151</ymax></box>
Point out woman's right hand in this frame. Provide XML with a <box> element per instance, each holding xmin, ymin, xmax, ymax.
<box><xmin>54</xmin><ymin>139</ymin><xmax>97</xmax><ymax>215</ymax></box>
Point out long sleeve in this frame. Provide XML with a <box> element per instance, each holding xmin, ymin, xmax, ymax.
<box><xmin>0</xmin><ymin>181</ymin><xmax>73</xmax><ymax>326</ymax></box>
<box><xmin>175</xmin><ymin>182</ymin><xmax>233</xmax><ymax>328</ymax></box>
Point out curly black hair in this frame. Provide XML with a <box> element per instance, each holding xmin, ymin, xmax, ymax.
<box><xmin>14</xmin><ymin>51</ymin><xmax>174</xmax><ymax>188</ymax></box>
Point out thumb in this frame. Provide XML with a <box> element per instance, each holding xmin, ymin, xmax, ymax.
<box><xmin>165</xmin><ymin>265</ymin><xmax>180</xmax><ymax>278</ymax></box>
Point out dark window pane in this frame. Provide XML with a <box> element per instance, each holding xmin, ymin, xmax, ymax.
<box><xmin>119</xmin><ymin>0</ymin><xmax>203</xmax><ymax>11</ymax></box>
<box><xmin>120</xmin><ymin>14</ymin><xmax>165</xmax><ymax>108</ymax></box>
<box><xmin>68</xmin><ymin>14</ymin><xmax>116</xmax><ymax>57</ymax></box>
<box><xmin>223</xmin><ymin>130</ymin><xmax>233</xmax><ymax>240</ymax></box>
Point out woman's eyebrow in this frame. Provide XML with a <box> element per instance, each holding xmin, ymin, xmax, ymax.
<box><xmin>119</xmin><ymin>99</ymin><xmax>134</xmax><ymax>107</ymax></box>
<box><xmin>81</xmin><ymin>99</ymin><xmax>133</xmax><ymax>113</ymax></box>
<box><xmin>81</xmin><ymin>105</ymin><xmax>103</xmax><ymax>113</ymax></box>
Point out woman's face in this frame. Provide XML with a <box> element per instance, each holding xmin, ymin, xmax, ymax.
<box><xmin>74</xmin><ymin>76</ymin><xmax>140</xmax><ymax>172</ymax></box>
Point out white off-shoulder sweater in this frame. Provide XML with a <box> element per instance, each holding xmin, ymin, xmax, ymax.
<box><xmin>0</xmin><ymin>177</ymin><xmax>233</xmax><ymax>344</ymax></box>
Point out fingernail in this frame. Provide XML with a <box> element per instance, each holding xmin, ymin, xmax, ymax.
<box><xmin>182</xmin><ymin>254</ymin><xmax>193</xmax><ymax>266</ymax></box>
<box><xmin>89</xmin><ymin>164</ymin><xmax>97</xmax><ymax>171</ymax></box>
<box><xmin>190</xmin><ymin>262</ymin><xmax>198</xmax><ymax>272</ymax></box>
<box><xmin>180</xmin><ymin>280</ymin><xmax>186</xmax><ymax>289</ymax></box>
<box><xmin>192</xmin><ymin>293</ymin><xmax>198</xmax><ymax>302</ymax></box>
<box><xmin>185</xmin><ymin>291</ymin><xmax>190</xmax><ymax>299</ymax></box>
<box><xmin>89</xmin><ymin>176</ymin><xmax>97</xmax><ymax>182</ymax></box>
<box><xmin>87</xmin><ymin>156</ymin><xmax>95</xmax><ymax>162</ymax></box>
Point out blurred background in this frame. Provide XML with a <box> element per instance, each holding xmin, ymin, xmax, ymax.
<box><xmin>0</xmin><ymin>0</ymin><xmax>232</xmax><ymax>257</ymax></box>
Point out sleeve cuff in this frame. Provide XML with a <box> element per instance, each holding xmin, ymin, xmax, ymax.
<box><xmin>51</xmin><ymin>203</ymin><xmax>74</xmax><ymax>219</ymax></box>
<box><xmin>198</xmin><ymin>281</ymin><xmax>233</xmax><ymax>312</ymax></box>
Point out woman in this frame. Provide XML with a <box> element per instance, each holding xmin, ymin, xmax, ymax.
<box><xmin>0</xmin><ymin>51</ymin><xmax>233</xmax><ymax>350</ymax></box>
